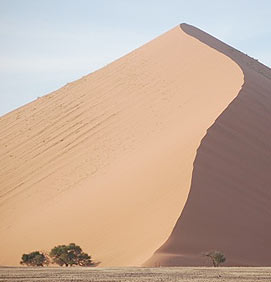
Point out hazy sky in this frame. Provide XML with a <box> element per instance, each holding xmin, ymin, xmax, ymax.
<box><xmin>1</xmin><ymin>0</ymin><xmax>271</xmax><ymax>116</ymax></box>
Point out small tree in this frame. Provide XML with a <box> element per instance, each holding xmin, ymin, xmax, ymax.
<box><xmin>49</xmin><ymin>243</ymin><xmax>94</xmax><ymax>267</ymax></box>
<box><xmin>205</xmin><ymin>250</ymin><xmax>226</xmax><ymax>267</ymax></box>
<box><xmin>20</xmin><ymin>251</ymin><xmax>49</xmax><ymax>267</ymax></box>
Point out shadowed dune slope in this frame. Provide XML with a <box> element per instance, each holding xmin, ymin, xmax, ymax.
<box><xmin>145</xmin><ymin>24</ymin><xmax>271</xmax><ymax>267</ymax></box>
<box><xmin>0</xmin><ymin>25</ymin><xmax>243</xmax><ymax>266</ymax></box>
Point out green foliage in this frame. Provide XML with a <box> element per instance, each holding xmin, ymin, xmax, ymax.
<box><xmin>205</xmin><ymin>250</ymin><xmax>226</xmax><ymax>267</ymax></box>
<box><xmin>49</xmin><ymin>243</ymin><xmax>94</xmax><ymax>267</ymax></box>
<box><xmin>20</xmin><ymin>251</ymin><xmax>49</xmax><ymax>267</ymax></box>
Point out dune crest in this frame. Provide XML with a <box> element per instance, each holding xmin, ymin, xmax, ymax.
<box><xmin>145</xmin><ymin>24</ymin><xmax>271</xmax><ymax>266</ymax></box>
<box><xmin>0</xmin><ymin>25</ymin><xmax>243</xmax><ymax>266</ymax></box>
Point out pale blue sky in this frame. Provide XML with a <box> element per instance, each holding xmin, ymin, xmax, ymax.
<box><xmin>1</xmin><ymin>0</ymin><xmax>271</xmax><ymax>116</ymax></box>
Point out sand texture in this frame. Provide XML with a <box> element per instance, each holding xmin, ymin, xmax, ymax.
<box><xmin>0</xmin><ymin>23</ymin><xmax>269</xmax><ymax>267</ymax></box>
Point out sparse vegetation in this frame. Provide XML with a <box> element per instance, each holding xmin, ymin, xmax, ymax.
<box><xmin>49</xmin><ymin>243</ymin><xmax>94</xmax><ymax>267</ymax></box>
<box><xmin>20</xmin><ymin>243</ymin><xmax>95</xmax><ymax>267</ymax></box>
<box><xmin>20</xmin><ymin>251</ymin><xmax>49</xmax><ymax>267</ymax></box>
<box><xmin>204</xmin><ymin>250</ymin><xmax>226</xmax><ymax>267</ymax></box>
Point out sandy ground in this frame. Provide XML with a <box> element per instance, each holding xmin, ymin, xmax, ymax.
<box><xmin>1</xmin><ymin>267</ymin><xmax>271</xmax><ymax>282</ymax></box>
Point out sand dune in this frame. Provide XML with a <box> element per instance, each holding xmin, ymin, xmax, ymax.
<box><xmin>1</xmin><ymin>23</ymin><xmax>267</xmax><ymax>267</ymax></box>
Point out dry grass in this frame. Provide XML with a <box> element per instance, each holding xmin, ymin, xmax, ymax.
<box><xmin>1</xmin><ymin>267</ymin><xmax>271</xmax><ymax>282</ymax></box>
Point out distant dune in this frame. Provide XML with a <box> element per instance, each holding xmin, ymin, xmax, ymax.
<box><xmin>0</xmin><ymin>23</ymin><xmax>270</xmax><ymax>267</ymax></box>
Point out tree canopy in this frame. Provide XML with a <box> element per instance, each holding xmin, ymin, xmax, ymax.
<box><xmin>205</xmin><ymin>250</ymin><xmax>226</xmax><ymax>267</ymax></box>
<box><xmin>49</xmin><ymin>243</ymin><xmax>94</xmax><ymax>267</ymax></box>
<box><xmin>20</xmin><ymin>251</ymin><xmax>49</xmax><ymax>267</ymax></box>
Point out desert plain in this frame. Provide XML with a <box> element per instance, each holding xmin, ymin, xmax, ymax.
<box><xmin>1</xmin><ymin>267</ymin><xmax>271</xmax><ymax>282</ymax></box>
